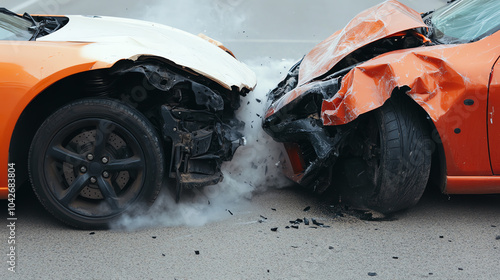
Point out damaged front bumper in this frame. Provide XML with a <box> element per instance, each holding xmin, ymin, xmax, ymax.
<box><xmin>263</xmin><ymin>65</ymin><xmax>351</xmax><ymax>192</ymax></box>
<box><xmin>160</xmin><ymin>105</ymin><xmax>245</xmax><ymax>198</ymax></box>
<box><xmin>111</xmin><ymin>61</ymin><xmax>247</xmax><ymax>200</ymax></box>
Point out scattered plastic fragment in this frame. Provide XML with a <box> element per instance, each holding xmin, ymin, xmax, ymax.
<box><xmin>368</xmin><ymin>272</ymin><xmax>377</xmax><ymax>276</ymax></box>
<box><xmin>304</xmin><ymin>218</ymin><xmax>310</xmax><ymax>225</ymax></box>
<box><xmin>271</xmin><ymin>227</ymin><xmax>278</xmax><ymax>232</ymax></box>
<box><xmin>195</xmin><ymin>250</ymin><xmax>200</xmax><ymax>255</ymax></box>
<box><xmin>226</xmin><ymin>209</ymin><xmax>233</xmax><ymax>215</ymax></box>
<box><xmin>312</xmin><ymin>218</ymin><xmax>324</xmax><ymax>226</ymax></box>
<box><xmin>303</xmin><ymin>206</ymin><xmax>311</xmax><ymax>212</ymax></box>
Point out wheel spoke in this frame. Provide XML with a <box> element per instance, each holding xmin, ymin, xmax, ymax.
<box><xmin>97</xmin><ymin>177</ymin><xmax>119</xmax><ymax>210</ymax></box>
<box><xmin>48</xmin><ymin>145</ymin><xmax>86</xmax><ymax>165</ymax></box>
<box><xmin>106</xmin><ymin>157</ymin><xmax>143</xmax><ymax>172</ymax></box>
<box><xmin>94</xmin><ymin>120</ymin><xmax>114</xmax><ymax>156</ymax></box>
<box><xmin>59</xmin><ymin>174</ymin><xmax>90</xmax><ymax>206</ymax></box>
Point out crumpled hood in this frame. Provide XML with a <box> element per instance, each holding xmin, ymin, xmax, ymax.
<box><xmin>39</xmin><ymin>15</ymin><xmax>256</xmax><ymax>91</ymax></box>
<box><xmin>298</xmin><ymin>0</ymin><xmax>427</xmax><ymax>85</ymax></box>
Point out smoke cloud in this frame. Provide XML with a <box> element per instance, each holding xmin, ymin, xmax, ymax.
<box><xmin>140</xmin><ymin>0</ymin><xmax>246</xmax><ymax>39</ymax></box>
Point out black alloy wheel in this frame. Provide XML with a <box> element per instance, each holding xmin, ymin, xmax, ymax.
<box><xmin>29</xmin><ymin>99</ymin><xmax>164</xmax><ymax>228</ymax></box>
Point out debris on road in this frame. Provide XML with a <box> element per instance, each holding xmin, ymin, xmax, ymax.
<box><xmin>311</xmin><ymin>218</ymin><xmax>324</xmax><ymax>226</ymax></box>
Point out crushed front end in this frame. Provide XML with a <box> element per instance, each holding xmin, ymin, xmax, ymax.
<box><xmin>111</xmin><ymin>60</ymin><xmax>248</xmax><ymax>200</ymax></box>
<box><xmin>263</xmin><ymin>0</ymin><xmax>432</xmax><ymax>193</ymax></box>
<box><xmin>263</xmin><ymin>61</ymin><xmax>353</xmax><ymax>193</ymax></box>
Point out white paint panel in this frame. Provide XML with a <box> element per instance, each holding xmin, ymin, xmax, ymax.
<box><xmin>39</xmin><ymin>15</ymin><xmax>257</xmax><ymax>90</ymax></box>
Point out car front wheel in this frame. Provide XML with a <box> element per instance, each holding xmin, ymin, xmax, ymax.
<box><xmin>338</xmin><ymin>94</ymin><xmax>432</xmax><ymax>213</ymax></box>
<box><xmin>29</xmin><ymin>99</ymin><xmax>164</xmax><ymax>228</ymax></box>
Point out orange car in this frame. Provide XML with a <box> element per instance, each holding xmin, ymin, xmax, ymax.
<box><xmin>264</xmin><ymin>0</ymin><xmax>500</xmax><ymax>213</ymax></box>
<box><xmin>0</xmin><ymin>8</ymin><xmax>256</xmax><ymax>228</ymax></box>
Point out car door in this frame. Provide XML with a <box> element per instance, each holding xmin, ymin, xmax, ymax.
<box><xmin>487</xmin><ymin>56</ymin><xmax>500</xmax><ymax>174</ymax></box>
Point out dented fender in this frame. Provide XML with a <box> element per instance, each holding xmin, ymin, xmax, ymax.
<box><xmin>322</xmin><ymin>31</ymin><xmax>500</xmax><ymax>176</ymax></box>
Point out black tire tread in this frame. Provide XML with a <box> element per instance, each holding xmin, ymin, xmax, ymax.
<box><xmin>28</xmin><ymin>98</ymin><xmax>164</xmax><ymax>229</ymax></box>
<box><xmin>370</xmin><ymin>93</ymin><xmax>432</xmax><ymax>213</ymax></box>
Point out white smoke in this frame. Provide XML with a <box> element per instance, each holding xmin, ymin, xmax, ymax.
<box><xmin>112</xmin><ymin>58</ymin><xmax>295</xmax><ymax>230</ymax></box>
<box><xmin>140</xmin><ymin>0</ymin><xmax>245</xmax><ymax>39</ymax></box>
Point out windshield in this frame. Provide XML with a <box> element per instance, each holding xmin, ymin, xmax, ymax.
<box><xmin>0</xmin><ymin>9</ymin><xmax>33</xmax><ymax>40</ymax></box>
<box><xmin>430</xmin><ymin>0</ymin><xmax>500</xmax><ymax>43</ymax></box>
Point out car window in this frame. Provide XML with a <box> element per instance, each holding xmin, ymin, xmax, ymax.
<box><xmin>0</xmin><ymin>12</ymin><xmax>33</xmax><ymax>40</ymax></box>
<box><xmin>431</xmin><ymin>0</ymin><xmax>500</xmax><ymax>43</ymax></box>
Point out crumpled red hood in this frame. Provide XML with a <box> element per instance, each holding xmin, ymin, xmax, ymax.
<box><xmin>298</xmin><ymin>0</ymin><xmax>427</xmax><ymax>85</ymax></box>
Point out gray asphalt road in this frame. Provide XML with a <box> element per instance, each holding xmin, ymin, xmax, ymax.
<box><xmin>2</xmin><ymin>0</ymin><xmax>500</xmax><ymax>279</ymax></box>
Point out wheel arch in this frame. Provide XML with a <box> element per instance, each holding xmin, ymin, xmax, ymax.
<box><xmin>390</xmin><ymin>88</ymin><xmax>447</xmax><ymax>194</ymax></box>
<box><xmin>9</xmin><ymin>58</ymin><xmax>188</xmax><ymax>187</ymax></box>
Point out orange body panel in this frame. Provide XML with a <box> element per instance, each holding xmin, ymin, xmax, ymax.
<box><xmin>0</xmin><ymin>41</ymin><xmax>105</xmax><ymax>198</ymax></box>
<box><xmin>446</xmin><ymin>176</ymin><xmax>500</xmax><ymax>194</ymax></box>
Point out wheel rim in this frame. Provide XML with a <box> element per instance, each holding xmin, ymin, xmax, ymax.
<box><xmin>43</xmin><ymin>118</ymin><xmax>146</xmax><ymax>218</ymax></box>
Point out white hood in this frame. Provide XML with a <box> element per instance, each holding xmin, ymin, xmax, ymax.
<box><xmin>39</xmin><ymin>15</ymin><xmax>256</xmax><ymax>91</ymax></box>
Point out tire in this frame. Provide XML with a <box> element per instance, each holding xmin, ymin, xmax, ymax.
<box><xmin>339</xmin><ymin>94</ymin><xmax>432</xmax><ymax>213</ymax></box>
<box><xmin>29</xmin><ymin>99</ymin><xmax>164</xmax><ymax>229</ymax></box>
